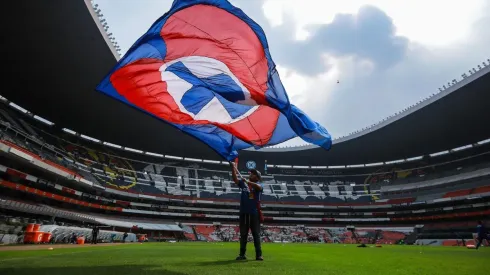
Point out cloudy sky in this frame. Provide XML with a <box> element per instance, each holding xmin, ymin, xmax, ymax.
<box><xmin>95</xmin><ymin>0</ymin><xmax>490</xmax><ymax>146</ymax></box>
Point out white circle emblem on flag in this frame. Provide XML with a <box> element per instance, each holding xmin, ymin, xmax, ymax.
<box><xmin>159</xmin><ymin>56</ymin><xmax>258</xmax><ymax>125</ymax></box>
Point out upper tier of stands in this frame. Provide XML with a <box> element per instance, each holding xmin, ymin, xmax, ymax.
<box><xmin>0</xmin><ymin>103</ymin><xmax>490</xmax><ymax>206</ymax></box>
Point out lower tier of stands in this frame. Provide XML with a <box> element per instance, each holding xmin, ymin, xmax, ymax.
<box><xmin>2</xmin><ymin>198</ymin><xmax>487</xmax><ymax>247</ymax></box>
<box><xmin>187</xmin><ymin>223</ymin><xmax>412</xmax><ymax>244</ymax></box>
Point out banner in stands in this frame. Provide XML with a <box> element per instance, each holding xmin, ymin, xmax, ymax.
<box><xmin>238</xmin><ymin>159</ymin><xmax>265</xmax><ymax>174</ymax></box>
<box><xmin>82</xmin><ymin>193</ymin><xmax>96</xmax><ymax>200</ymax></box>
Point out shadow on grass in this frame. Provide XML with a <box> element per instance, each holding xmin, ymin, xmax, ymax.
<box><xmin>196</xmin><ymin>259</ymin><xmax>256</xmax><ymax>266</ymax></box>
<box><xmin>0</xmin><ymin>265</ymin><xmax>188</xmax><ymax>275</ymax></box>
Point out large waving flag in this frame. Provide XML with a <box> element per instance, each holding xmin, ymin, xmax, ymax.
<box><xmin>96</xmin><ymin>0</ymin><xmax>331</xmax><ymax>161</ymax></box>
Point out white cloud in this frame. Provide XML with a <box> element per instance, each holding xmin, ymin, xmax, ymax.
<box><xmin>263</xmin><ymin>0</ymin><xmax>487</xmax><ymax>46</ymax></box>
<box><xmin>256</xmin><ymin>0</ymin><xmax>490</xmax><ymax>147</ymax></box>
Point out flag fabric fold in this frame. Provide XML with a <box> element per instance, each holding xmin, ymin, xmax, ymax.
<box><xmin>96</xmin><ymin>0</ymin><xmax>331</xmax><ymax>160</ymax></box>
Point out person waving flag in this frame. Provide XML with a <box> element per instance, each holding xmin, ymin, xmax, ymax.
<box><xmin>230</xmin><ymin>161</ymin><xmax>264</xmax><ymax>261</ymax></box>
<box><xmin>96</xmin><ymin>0</ymin><xmax>331</xmax><ymax>160</ymax></box>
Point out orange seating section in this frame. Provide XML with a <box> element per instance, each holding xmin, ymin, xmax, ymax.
<box><xmin>473</xmin><ymin>185</ymin><xmax>490</xmax><ymax>195</ymax></box>
<box><xmin>443</xmin><ymin>189</ymin><xmax>472</xmax><ymax>198</ymax></box>
<box><xmin>194</xmin><ymin>225</ymin><xmax>215</xmax><ymax>241</ymax></box>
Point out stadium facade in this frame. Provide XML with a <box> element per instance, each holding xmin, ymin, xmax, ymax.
<box><xmin>0</xmin><ymin>0</ymin><xmax>489</xmax><ymax>247</ymax></box>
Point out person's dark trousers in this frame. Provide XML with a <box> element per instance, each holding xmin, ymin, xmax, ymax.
<box><xmin>239</xmin><ymin>213</ymin><xmax>262</xmax><ymax>257</ymax></box>
<box><xmin>476</xmin><ymin>236</ymin><xmax>490</xmax><ymax>249</ymax></box>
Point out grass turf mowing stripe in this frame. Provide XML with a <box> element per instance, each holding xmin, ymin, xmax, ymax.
<box><xmin>0</xmin><ymin>243</ymin><xmax>488</xmax><ymax>275</ymax></box>
<box><xmin>0</xmin><ymin>246</ymin><xmax>128</xmax><ymax>262</ymax></box>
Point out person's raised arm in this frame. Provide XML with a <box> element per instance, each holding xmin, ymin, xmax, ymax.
<box><xmin>229</xmin><ymin>162</ymin><xmax>239</xmax><ymax>185</ymax></box>
<box><xmin>245</xmin><ymin>181</ymin><xmax>263</xmax><ymax>192</ymax></box>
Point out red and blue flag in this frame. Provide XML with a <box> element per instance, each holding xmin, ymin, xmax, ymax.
<box><xmin>96</xmin><ymin>0</ymin><xmax>331</xmax><ymax>161</ymax></box>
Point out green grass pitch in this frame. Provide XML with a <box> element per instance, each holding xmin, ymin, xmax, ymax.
<box><xmin>0</xmin><ymin>243</ymin><xmax>488</xmax><ymax>275</ymax></box>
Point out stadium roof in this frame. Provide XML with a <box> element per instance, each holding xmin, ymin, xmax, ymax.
<box><xmin>4</xmin><ymin>0</ymin><xmax>490</xmax><ymax>166</ymax></box>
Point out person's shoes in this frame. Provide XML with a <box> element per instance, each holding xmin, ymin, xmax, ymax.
<box><xmin>236</xmin><ymin>255</ymin><xmax>247</xmax><ymax>260</ymax></box>
<box><xmin>256</xmin><ymin>256</ymin><xmax>264</xmax><ymax>261</ymax></box>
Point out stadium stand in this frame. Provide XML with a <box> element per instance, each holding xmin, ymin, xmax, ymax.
<box><xmin>0</xmin><ymin>101</ymin><xmax>489</xmax><ymax>246</ymax></box>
